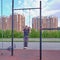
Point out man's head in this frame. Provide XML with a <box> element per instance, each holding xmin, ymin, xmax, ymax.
<box><xmin>25</xmin><ymin>25</ymin><xmax>28</xmax><ymax>29</ymax></box>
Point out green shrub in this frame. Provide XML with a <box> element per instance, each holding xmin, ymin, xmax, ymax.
<box><xmin>42</xmin><ymin>30</ymin><xmax>60</xmax><ymax>38</ymax></box>
<box><xmin>29</xmin><ymin>29</ymin><xmax>40</xmax><ymax>38</ymax></box>
<box><xmin>13</xmin><ymin>30</ymin><xmax>23</xmax><ymax>38</ymax></box>
<box><xmin>0</xmin><ymin>29</ymin><xmax>60</xmax><ymax>38</ymax></box>
<box><xmin>0</xmin><ymin>30</ymin><xmax>2</xmax><ymax>38</ymax></box>
<box><xmin>3</xmin><ymin>30</ymin><xmax>12</xmax><ymax>38</ymax></box>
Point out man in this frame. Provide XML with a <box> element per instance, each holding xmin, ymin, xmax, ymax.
<box><xmin>23</xmin><ymin>26</ymin><xmax>30</xmax><ymax>49</ymax></box>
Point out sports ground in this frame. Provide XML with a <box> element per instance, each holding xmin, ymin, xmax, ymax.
<box><xmin>0</xmin><ymin>50</ymin><xmax>60</xmax><ymax>60</ymax></box>
<box><xmin>0</xmin><ymin>38</ymin><xmax>60</xmax><ymax>60</ymax></box>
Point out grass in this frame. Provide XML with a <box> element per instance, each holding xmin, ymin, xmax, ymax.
<box><xmin>0</xmin><ymin>38</ymin><xmax>39</xmax><ymax>42</ymax></box>
<box><xmin>0</xmin><ymin>38</ymin><xmax>60</xmax><ymax>42</ymax></box>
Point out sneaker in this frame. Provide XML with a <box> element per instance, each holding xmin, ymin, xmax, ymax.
<box><xmin>24</xmin><ymin>47</ymin><xmax>28</xmax><ymax>49</ymax></box>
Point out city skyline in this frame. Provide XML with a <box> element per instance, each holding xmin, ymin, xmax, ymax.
<box><xmin>32</xmin><ymin>16</ymin><xmax>58</xmax><ymax>30</ymax></box>
<box><xmin>0</xmin><ymin>13</ymin><xmax>58</xmax><ymax>31</ymax></box>
<box><xmin>0</xmin><ymin>0</ymin><xmax>60</xmax><ymax>26</ymax></box>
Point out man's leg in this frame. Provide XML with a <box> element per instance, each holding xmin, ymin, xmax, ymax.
<box><xmin>24</xmin><ymin>36</ymin><xmax>28</xmax><ymax>49</ymax></box>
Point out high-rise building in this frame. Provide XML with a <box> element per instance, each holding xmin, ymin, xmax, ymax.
<box><xmin>7</xmin><ymin>13</ymin><xmax>25</xmax><ymax>31</ymax></box>
<box><xmin>32</xmin><ymin>17</ymin><xmax>40</xmax><ymax>30</ymax></box>
<box><xmin>32</xmin><ymin>16</ymin><xmax>58</xmax><ymax>30</ymax></box>
<box><xmin>0</xmin><ymin>16</ymin><xmax>8</xmax><ymax>30</ymax></box>
<box><xmin>0</xmin><ymin>14</ymin><xmax>25</xmax><ymax>32</ymax></box>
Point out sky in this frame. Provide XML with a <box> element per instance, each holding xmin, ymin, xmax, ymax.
<box><xmin>0</xmin><ymin>0</ymin><xmax>60</xmax><ymax>27</ymax></box>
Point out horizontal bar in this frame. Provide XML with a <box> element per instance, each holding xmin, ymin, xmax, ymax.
<box><xmin>14</xmin><ymin>7</ymin><xmax>40</xmax><ymax>10</ymax></box>
<box><xmin>42</xmin><ymin>28</ymin><xmax>60</xmax><ymax>30</ymax></box>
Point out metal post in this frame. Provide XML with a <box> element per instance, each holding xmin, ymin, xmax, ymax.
<box><xmin>1</xmin><ymin>0</ymin><xmax>3</xmax><ymax>47</ymax></box>
<box><xmin>11</xmin><ymin>0</ymin><xmax>14</xmax><ymax>56</ymax></box>
<box><xmin>40</xmin><ymin>1</ymin><xmax>42</xmax><ymax>60</ymax></box>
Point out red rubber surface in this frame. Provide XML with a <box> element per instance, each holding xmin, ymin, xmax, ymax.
<box><xmin>0</xmin><ymin>49</ymin><xmax>60</xmax><ymax>60</ymax></box>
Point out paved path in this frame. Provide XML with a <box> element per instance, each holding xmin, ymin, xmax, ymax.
<box><xmin>0</xmin><ymin>42</ymin><xmax>60</xmax><ymax>50</ymax></box>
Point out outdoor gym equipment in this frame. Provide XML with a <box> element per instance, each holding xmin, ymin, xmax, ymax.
<box><xmin>1</xmin><ymin>1</ymin><xmax>42</xmax><ymax>60</ymax></box>
<box><xmin>12</xmin><ymin>1</ymin><xmax>42</xmax><ymax>60</ymax></box>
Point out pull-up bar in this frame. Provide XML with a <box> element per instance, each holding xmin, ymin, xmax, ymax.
<box><xmin>12</xmin><ymin>1</ymin><xmax>42</xmax><ymax>60</ymax></box>
<box><xmin>14</xmin><ymin>8</ymin><xmax>40</xmax><ymax>10</ymax></box>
